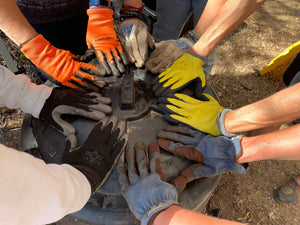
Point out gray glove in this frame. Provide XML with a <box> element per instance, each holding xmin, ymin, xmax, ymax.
<box><xmin>158</xmin><ymin>125</ymin><xmax>246</xmax><ymax>192</ymax></box>
<box><xmin>119</xmin><ymin>19</ymin><xmax>154</xmax><ymax>68</ymax></box>
<box><xmin>39</xmin><ymin>89</ymin><xmax>112</xmax><ymax>148</ymax></box>
<box><xmin>117</xmin><ymin>142</ymin><xmax>178</xmax><ymax>225</ymax></box>
<box><xmin>146</xmin><ymin>38</ymin><xmax>193</xmax><ymax>74</ymax></box>
<box><xmin>63</xmin><ymin>116</ymin><xmax>127</xmax><ymax>193</ymax></box>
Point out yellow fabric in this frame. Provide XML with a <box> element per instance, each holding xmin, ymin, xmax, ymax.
<box><xmin>158</xmin><ymin>52</ymin><xmax>206</xmax><ymax>90</ymax></box>
<box><xmin>166</xmin><ymin>93</ymin><xmax>224</xmax><ymax>136</ymax></box>
<box><xmin>259</xmin><ymin>40</ymin><xmax>300</xmax><ymax>81</ymax></box>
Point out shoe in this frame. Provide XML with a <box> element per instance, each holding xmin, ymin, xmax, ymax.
<box><xmin>275</xmin><ymin>178</ymin><xmax>300</xmax><ymax>203</ymax></box>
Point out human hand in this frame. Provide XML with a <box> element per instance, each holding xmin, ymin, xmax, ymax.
<box><xmin>146</xmin><ymin>38</ymin><xmax>193</xmax><ymax>74</ymax></box>
<box><xmin>119</xmin><ymin>18</ymin><xmax>154</xmax><ymax>68</ymax></box>
<box><xmin>158</xmin><ymin>93</ymin><xmax>225</xmax><ymax>136</ymax></box>
<box><xmin>117</xmin><ymin>142</ymin><xmax>178</xmax><ymax>225</ymax></box>
<box><xmin>63</xmin><ymin>116</ymin><xmax>127</xmax><ymax>193</ymax></box>
<box><xmin>86</xmin><ymin>8</ymin><xmax>128</xmax><ymax>76</ymax></box>
<box><xmin>39</xmin><ymin>89</ymin><xmax>112</xmax><ymax>148</ymax></box>
<box><xmin>152</xmin><ymin>52</ymin><xmax>207</xmax><ymax>97</ymax></box>
<box><xmin>20</xmin><ymin>34</ymin><xmax>106</xmax><ymax>91</ymax></box>
<box><xmin>157</xmin><ymin>125</ymin><xmax>246</xmax><ymax>192</ymax></box>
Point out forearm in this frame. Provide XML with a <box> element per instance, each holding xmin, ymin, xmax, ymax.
<box><xmin>0</xmin><ymin>65</ymin><xmax>52</xmax><ymax>118</ymax></box>
<box><xmin>152</xmin><ymin>205</ymin><xmax>244</xmax><ymax>225</ymax></box>
<box><xmin>191</xmin><ymin>0</ymin><xmax>266</xmax><ymax>57</ymax></box>
<box><xmin>237</xmin><ymin>124</ymin><xmax>300</xmax><ymax>164</ymax></box>
<box><xmin>224</xmin><ymin>82</ymin><xmax>300</xmax><ymax>133</ymax></box>
<box><xmin>122</xmin><ymin>0</ymin><xmax>142</xmax><ymax>7</ymax></box>
<box><xmin>0</xmin><ymin>0</ymin><xmax>37</xmax><ymax>45</ymax></box>
<box><xmin>0</xmin><ymin>144</ymin><xmax>91</xmax><ymax>225</ymax></box>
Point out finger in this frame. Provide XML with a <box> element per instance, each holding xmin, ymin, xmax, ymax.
<box><xmin>122</xmin><ymin>38</ymin><xmax>135</xmax><ymax>64</ymax></box>
<box><xmin>174</xmin><ymin>93</ymin><xmax>200</xmax><ymax>104</ymax></box>
<box><xmin>163</xmin><ymin>114</ymin><xmax>183</xmax><ymax>126</ymax></box>
<box><xmin>99</xmin><ymin>116</ymin><xmax>117</xmax><ymax>142</ymax></box>
<box><xmin>112</xmin><ymin>133</ymin><xmax>128</xmax><ymax>158</ymax></box>
<box><xmin>164</xmin><ymin>125</ymin><xmax>197</xmax><ymax>136</ymax></box>
<box><xmin>120</xmin><ymin>51</ymin><xmax>129</xmax><ymax>66</ymax></box>
<box><xmin>157</xmin><ymin>130</ymin><xmax>194</xmax><ymax>145</ymax></box>
<box><xmin>88</xmin><ymin>92</ymin><xmax>112</xmax><ymax>105</ymax></box>
<box><xmin>171</xmin><ymin>164</ymin><xmax>200</xmax><ymax>192</ymax></box>
<box><xmin>117</xmin><ymin>162</ymin><xmax>130</xmax><ymax>193</ymax></box>
<box><xmin>80</xmin><ymin>65</ymin><xmax>106</xmax><ymax>77</ymax></box>
<box><xmin>104</xmin><ymin>50</ymin><xmax>121</xmax><ymax>77</ymax></box>
<box><xmin>148</xmin><ymin>142</ymin><xmax>164</xmax><ymax>180</ymax></box>
<box><xmin>134</xmin><ymin>31</ymin><xmax>147</xmax><ymax>67</ymax></box>
<box><xmin>134</xmin><ymin>142</ymin><xmax>149</xmax><ymax>178</ymax></box>
<box><xmin>147</xmin><ymin>32</ymin><xmax>155</xmax><ymax>50</ymax></box>
<box><xmin>73</xmin><ymin>73</ymin><xmax>104</xmax><ymax>91</ymax></box>
<box><xmin>157</xmin><ymin>138</ymin><xmax>204</xmax><ymax>162</ymax></box>
<box><xmin>126</xmin><ymin>146</ymin><xmax>139</xmax><ymax>184</ymax></box>
<box><xmin>112</xmin><ymin>48</ymin><xmax>125</xmax><ymax>74</ymax></box>
<box><xmin>95</xmin><ymin>51</ymin><xmax>112</xmax><ymax>75</ymax></box>
<box><xmin>107</xmin><ymin>120</ymin><xmax>126</xmax><ymax>149</ymax></box>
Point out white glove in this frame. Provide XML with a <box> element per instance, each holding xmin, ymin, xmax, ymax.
<box><xmin>146</xmin><ymin>38</ymin><xmax>194</xmax><ymax>74</ymax></box>
<box><xmin>119</xmin><ymin>19</ymin><xmax>154</xmax><ymax>68</ymax></box>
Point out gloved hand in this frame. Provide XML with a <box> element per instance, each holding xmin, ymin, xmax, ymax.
<box><xmin>119</xmin><ymin>7</ymin><xmax>154</xmax><ymax>68</ymax></box>
<box><xmin>63</xmin><ymin>116</ymin><xmax>128</xmax><ymax>193</ymax></box>
<box><xmin>157</xmin><ymin>125</ymin><xmax>246</xmax><ymax>192</ymax></box>
<box><xmin>117</xmin><ymin>142</ymin><xmax>178</xmax><ymax>225</ymax></box>
<box><xmin>20</xmin><ymin>34</ymin><xmax>106</xmax><ymax>91</ymax></box>
<box><xmin>146</xmin><ymin>38</ymin><xmax>193</xmax><ymax>74</ymax></box>
<box><xmin>39</xmin><ymin>88</ymin><xmax>112</xmax><ymax>148</ymax></box>
<box><xmin>158</xmin><ymin>93</ymin><xmax>225</xmax><ymax>136</ymax></box>
<box><xmin>152</xmin><ymin>52</ymin><xmax>207</xmax><ymax>97</ymax></box>
<box><xmin>86</xmin><ymin>8</ymin><xmax>128</xmax><ymax>76</ymax></box>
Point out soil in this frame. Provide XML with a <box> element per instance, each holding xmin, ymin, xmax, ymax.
<box><xmin>0</xmin><ymin>0</ymin><xmax>299</xmax><ymax>224</ymax></box>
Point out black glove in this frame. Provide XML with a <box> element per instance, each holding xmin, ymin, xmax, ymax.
<box><xmin>39</xmin><ymin>88</ymin><xmax>112</xmax><ymax>148</ymax></box>
<box><xmin>63</xmin><ymin>116</ymin><xmax>128</xmax><ymax>193</ymax></box>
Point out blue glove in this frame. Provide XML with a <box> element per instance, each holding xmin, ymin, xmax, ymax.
<box><xmin>117</xmin><ymin>142</ymin><xmax>178</xmax><ymax>225</ymax></box>
<box><xmin>157</xmin><ymin>125</ymin><xmax>246</xmax><ymax>191</ymax></box>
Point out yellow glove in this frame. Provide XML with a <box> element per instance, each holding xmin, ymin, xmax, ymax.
<box><xmin>152</xmin><ymin>52</ymin><xmax>207</xmax><ymax>97</ymax></box>
<box><xmin>158</xmin><ymin>93</ymin><xmax>224</xmax><ymax>136</ymax></box>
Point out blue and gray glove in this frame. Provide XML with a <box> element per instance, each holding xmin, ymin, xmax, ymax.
<box><xmin>117</xmin><ymin>142</ymin><xmax>178</xmax><ymax>225</ymax></box>
<box><xmin>157</xmin><ymin>125</ymin><xmax>246</xmax><ymax>192</ymax></box>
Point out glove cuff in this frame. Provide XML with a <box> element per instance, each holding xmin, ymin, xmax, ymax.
<box><xmin>185</xmin><ymin>51</ymin><xmax>208</xmax><ymax>64</ymax></box>
<box><xmin>217</xmin><ymin>109</ymin><xmax>237</xmax><ymax>137</ymax></box>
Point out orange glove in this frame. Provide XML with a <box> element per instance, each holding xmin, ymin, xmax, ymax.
<box><xmin>86</xmin><ymin>8</ymin><xmax>128</xmax><ymax>77</ymax></box>
<box><xmin>20</xmin><ymin>34</ymin><xmax>106</xmax><ymax>91</ymax></box>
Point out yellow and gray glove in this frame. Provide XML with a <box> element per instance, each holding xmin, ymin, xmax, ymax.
<box><xmin>158</xmin><ymin>93</ymin><xmax>236</xmax><ymax>137</ymax></box>
<box><xmin>152</xmin><ymin>52</ymin><xmax>208</xmax><ymax>97</ymax></box>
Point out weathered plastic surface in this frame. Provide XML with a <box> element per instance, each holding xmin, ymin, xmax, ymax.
<box><xmin>20</xmin><ymin>67</ymin><xmax>220</xmax><ymax>225</ymax></box>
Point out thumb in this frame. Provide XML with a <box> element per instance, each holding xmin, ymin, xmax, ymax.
<box><xmin>170</xmin><ymin>164</ymin><xmax>202</xmax><ymax>192</ymax></box>
<box><xmin>157</xmin><ymin>138</ymin><xmax>204</xmax><ymax>162</ymax></box>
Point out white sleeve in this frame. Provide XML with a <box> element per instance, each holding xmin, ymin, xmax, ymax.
<box><xmin>0</xmin><ymin>144</ymin><xmax>91</xmax><ymax>225</ymax></box>
<box><xmin>0</xmin><ymin>65</ymin><xmax>52</xmax><ymax>118</ymax></box>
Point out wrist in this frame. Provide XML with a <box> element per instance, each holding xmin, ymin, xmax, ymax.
<box><xmin>150</xmin><ymin>205</ymin><xmax>181</xmax><ymax>225</ymax></box>
<box><xmin>120</xmin><ymin>6</ymin><xmax>145</xmax><ymax>22</ymax></box>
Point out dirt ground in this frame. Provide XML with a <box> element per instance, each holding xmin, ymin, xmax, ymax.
<box><xmin>0</xmin><ymin>0</ymin><xmax>299</xmax><ymax>224</ymax></box>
